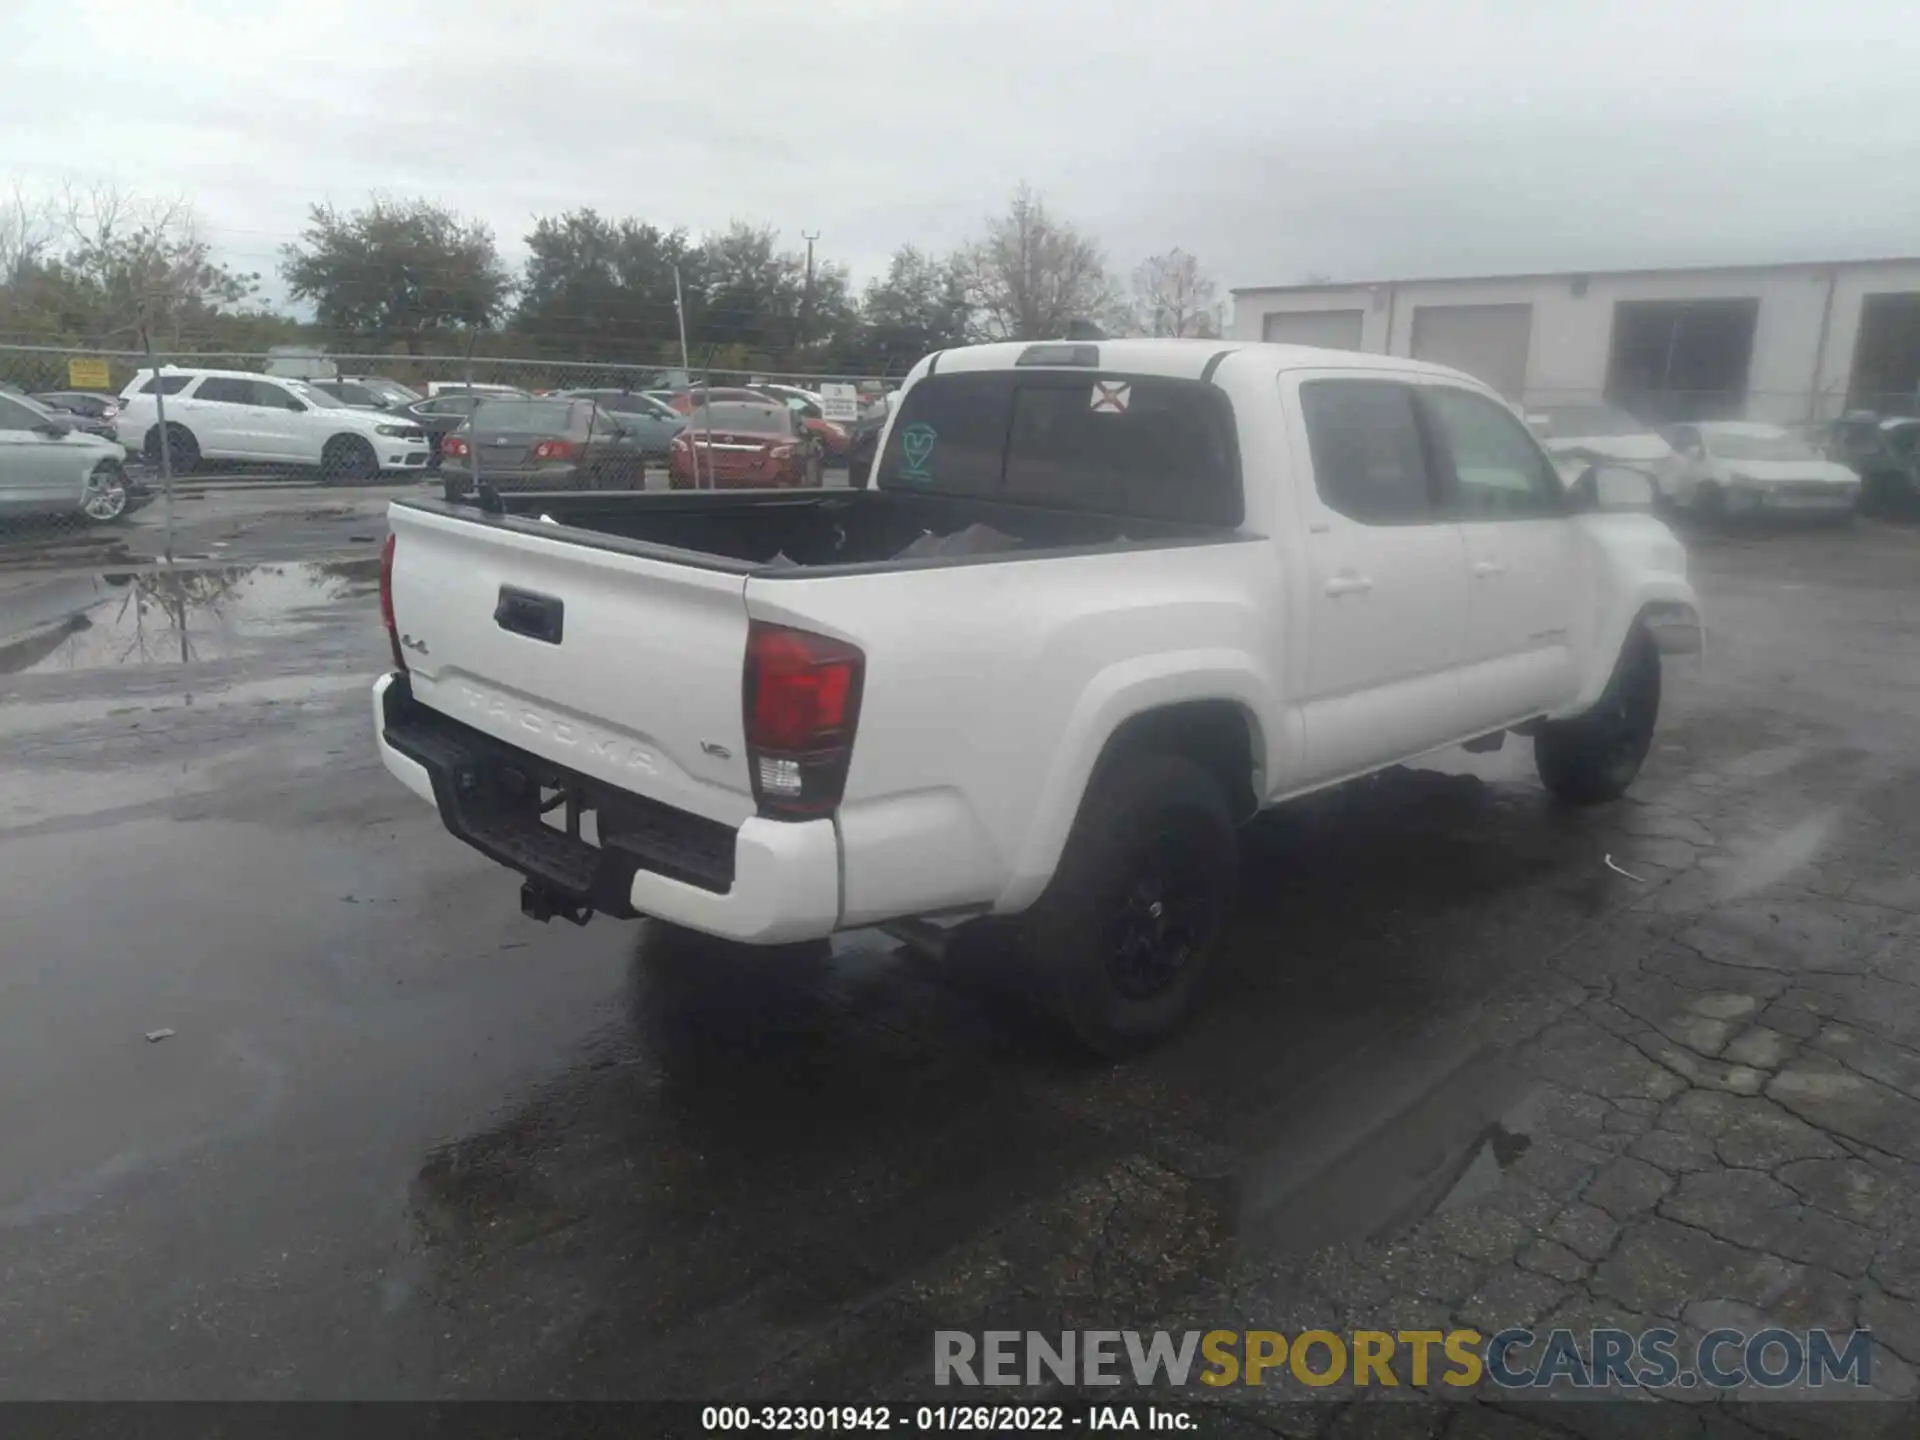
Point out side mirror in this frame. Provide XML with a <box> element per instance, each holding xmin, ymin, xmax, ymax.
<box><xmin>1571</xmin><ymin>463</ymin><xmax>1658</xmax><ymax>513</ymax></box>
<box><xmin>35</xmin><ymin>421</ymin><xmax>72</xmax><ymax>439</ymax></box>
<box><xmin>287</xmin><ymin>400</ymin><xmax>308</xmax><ymax>413</ymax></box>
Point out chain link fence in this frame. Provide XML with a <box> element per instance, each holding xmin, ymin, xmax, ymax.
<box><xmin>0</xmin><ymin>342</ymin><xmax>896</xmax><ymax>574</ymax></box>
<box><xmin>3</xmin><ymin>341</ymin><xmax>1915</xmax><ymax>582</ymax></box>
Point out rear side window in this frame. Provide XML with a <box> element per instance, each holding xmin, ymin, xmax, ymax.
<box><xmin>250</xmin><ymin>381</ymin><xmax>303</xmax><ymax>410</ymax></box>
<box><xmin>877</xmin><ymin>371</ymin><xmax>1242</xmax><ymax>526</ymax></box>
<box><xmin>194</xmin><ymin>377</ymin><xmax>253</xmax><ymax>405</ymax></box>
<box><xmin>1298</xmin><ymin>380</ymin><xmax>1434</xmax><ymax>524</ymax></box>
<box><xmin>139</xmin><ymin>374</ymin><xmax>193</xmax><ymax>395</ymax></box>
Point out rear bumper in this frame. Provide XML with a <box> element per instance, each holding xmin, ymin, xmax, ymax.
<box><xmin>1724</xmin><ymin>482</ymin><xmax>1857</xmax><ymax>513</ymax></box>
<box><xmin>371</xmin><ymin>672</ymin><xmax>841</xmax><ymax>943</ymax></box>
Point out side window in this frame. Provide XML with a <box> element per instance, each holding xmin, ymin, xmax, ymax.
<box><xmin>1297</xmin><ymin>379</ymin><xmax>1435</xmax><ymax>524</ymax></box>
<box><xmin>139</xmin><ymin>374</ymin><xmax>193</xmax><ymax>396</ymax></box>
<box><xmin>248</xmin><ymin>381</ymin><xmax>301</xmax><ymax>410</ymax></box>
<box><xmin>194</xmin><ymin>377</ymin><xmax>252</xmax><ymax>405</ymax></box>
<box><xmin>1422</xmin><ymin>387</ymin><xmax>1565</xmax><ymax>519</ymax></box>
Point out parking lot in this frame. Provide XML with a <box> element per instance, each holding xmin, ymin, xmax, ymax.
<box><xmin>0</xmin><ymin>463</ymin><xmax>856</xmax><ymax>574</ymax></box>
<box><xmin>0</xmin><ymin>514</ymin><xmax>1917</xmax><ymax>1430</ymax></box>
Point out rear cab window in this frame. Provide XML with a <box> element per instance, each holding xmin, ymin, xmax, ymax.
<box><xmin>875</xmin><ymin>370</ymin><xmax>1243</xmax><ymax>527</ymax></box>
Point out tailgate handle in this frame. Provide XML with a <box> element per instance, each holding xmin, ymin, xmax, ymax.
<box><xmin>495</xmin><ymin>586</ymin><xmax>565</xmax><ymax>645</ymax></box>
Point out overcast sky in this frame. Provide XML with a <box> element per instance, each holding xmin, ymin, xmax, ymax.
<box><xmin>7</xmin><ymin>0</ymin><xmax>1920</xmax><ymax>315</ymax></box>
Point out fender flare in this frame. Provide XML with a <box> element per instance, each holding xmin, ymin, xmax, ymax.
<box><xmin>1562</xmin><ymin>583</ymin><xmax>1703</xmax><ymax>716</ymax></box>
<box><xmin>995</xmin><ymin>651</ymin><xmax>1277</xmax><ymax>914</ymax></box>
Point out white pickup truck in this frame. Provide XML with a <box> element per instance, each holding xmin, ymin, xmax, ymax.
<box><xmin>373</xmin><ymin>340</ymin><xmax>1701</xmax><ymax>1053</ymax></box>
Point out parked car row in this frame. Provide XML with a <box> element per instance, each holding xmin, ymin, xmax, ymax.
<box><xmin>4</xmin><ymin>363</ymin><xmax>898</xmax><ymax>506</ymax></box>
<box><xmin>432</xmin><ymin>393</ymin><xmax>823</xmax><ymax>494</ymax></box>
<box><xmin>1525</xmin><ymin>403</ymin><xmax>1865</xmax><ymax>521</ymax></box>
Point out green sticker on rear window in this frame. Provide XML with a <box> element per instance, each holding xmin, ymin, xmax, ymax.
<box><xmin>899</xmin><ymin>422</ymin><xmax>937</xmax><ymax>481</ymax></box>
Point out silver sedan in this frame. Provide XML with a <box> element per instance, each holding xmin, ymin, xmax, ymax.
<box><xmin>0</xmin><ymin>391</ymin><xmax>134</xmax><ymax>523</ymax></box>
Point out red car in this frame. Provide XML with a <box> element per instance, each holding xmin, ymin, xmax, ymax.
<box><xmin>667</xmin><ymin>401</ymin><xmax>824</xmax><ymax>489</ymax></box>
<box><xmin>668</xmin><ymin>385</ymin><xmax>850</xmax><ymax>458</ymax></box>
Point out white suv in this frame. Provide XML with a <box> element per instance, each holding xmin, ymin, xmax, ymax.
<box><xmin>115</xmin><ymin>368</ymin><xmax>432</xmax><ymax>483</ymax></box>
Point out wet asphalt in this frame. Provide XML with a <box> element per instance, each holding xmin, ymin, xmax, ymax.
<box><xmin>0</xmin><ymin>518</ymin><xmax>1916</xmax><ymax>1407</ymax></box>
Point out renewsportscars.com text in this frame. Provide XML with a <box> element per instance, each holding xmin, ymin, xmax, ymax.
<box><xmin>934</xmin><ymin>1327</ymin><xmax>1874</xmax><ymax>1391</ymax></box>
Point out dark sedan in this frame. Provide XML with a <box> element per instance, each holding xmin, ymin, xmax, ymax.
<box><xmin>438</xmin><ymin>398</ymin><xmax>649</xmax><ymax>491</ymax></box>
<box><xmin>307</xmin><ymin>376</ymin><xmax>422</xmax><ymax>413</ymax></box>
<box><xmin>34</xmin><ymin>391</ymin><xmax>123</xmax><ymax>423</ymax></box>
<box><xmin>403</xmin><ymin>393</ymin><xmax>497</xmax><ymax>467</ymax></box>
<box><xmin>27</xmin><ymin>392</ymin><xmax>127</xmax><ymax>448</ymax></box>
<box><xmin>552</xmin><ymin>389</ymin><xmax>686</xmax><ymax>458</ymax></box>
<box><xmin>1823</xmin><ymin>412</ymin><xmax>1920</xmax><ymax>517</ymax></box>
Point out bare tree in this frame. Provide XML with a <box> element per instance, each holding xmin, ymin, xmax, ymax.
<box><xmin>1130</xmin><ymin>248</ymin><xmax>1221</xmax><ymax>338</ymax></box>
<box><xmin>55</xmin><ymin>180</ymin><xmax>259</xmax><ymax>345</ymax></box>
<box><xmin>0</xmin><ymin>183</ymin><xmax>53</xmax><ymax>287</ymax></box>
<box><xmin>960</xmin><ymin>185</ymin><xmax>1124</xmax><ymax>342</ymax></box>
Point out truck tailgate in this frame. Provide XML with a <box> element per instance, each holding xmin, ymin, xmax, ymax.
<box><xmin>386</xmin><ymin>504</ymin><xmax>756</xmax><ymax>828</ymax></box>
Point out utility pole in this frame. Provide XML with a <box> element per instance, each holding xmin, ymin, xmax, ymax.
<box><xmin>675</xmin><ymin>263</ymin><xmax>709</xmax><ymax>489</ymax></box>
<box><xmin>138</xmin><ymin>300</ymin><xmax>175</xmax><ymax>567</ymax></box>
<box><xmin>801</xmin><ymin>230</ymin><xmax>820</xmax><ymax>358</ymax></box>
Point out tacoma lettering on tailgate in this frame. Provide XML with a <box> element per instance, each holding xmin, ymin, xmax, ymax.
<box><xmin>457</xmin><ymin>684</ymin><xmax>659</xmax><ymax>774</ymax></box>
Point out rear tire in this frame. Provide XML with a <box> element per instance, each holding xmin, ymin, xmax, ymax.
<box><xmin>1534</xmin><ymin>624</ymin><xmax>1661</xmax><ymax>805</ymax></box>
<box><xmin>143</xmin><ymin>423</ymin><xmax>199</xmax><ymax>474</ymax></box>
<box><xmin>1019</xmin><ymin>754</ymin><xmax>1238</xmax><ymax>1058</ymax></box>
<box><xmin>320</xmin><ymin>434</ymin><xmax>378</xmax><ymax>485</ymax></box>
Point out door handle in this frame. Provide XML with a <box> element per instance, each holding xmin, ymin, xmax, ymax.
<box><xmin>1472</xmin><ymin>561</ymin><xmax>1507</xmax><ymax>579</ymax></box>
<box><xmin>1324</xmin><ymin>573</ymin><xmax>1374</xmax><ymax>597</ymax></box>
<box><xmin>495</xmin><ymin>586</ymin><xmax>565</xmax><ymax>644</ymax></box>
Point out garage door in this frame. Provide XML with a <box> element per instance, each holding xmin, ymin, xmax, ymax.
<box><xmin>1410</xmin><ymin>304</ymin><xmax>1533</xmax><ymax>398</ymax></box>
<box><xmin>1262</xmin><ymin>309</ymin><xmax>1366</xmax><ymax>350</ymax></box>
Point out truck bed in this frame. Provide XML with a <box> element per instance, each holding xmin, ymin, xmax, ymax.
<box><xmin>395</xmin><ymin>487</ymin><xmax>1243</xmax><ymax>576</ymax></box>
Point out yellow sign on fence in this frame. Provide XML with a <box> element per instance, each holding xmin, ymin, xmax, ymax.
<box><xmin>67</xmin><ymin>357</ymin><xmax>112</xmax><ymax>390</ymax></box>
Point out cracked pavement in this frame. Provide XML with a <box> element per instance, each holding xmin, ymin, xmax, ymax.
<box><xmin>0</xmin><ymin>518</ymin><xmax>1917</xmax><ymax>1438</ymax></box>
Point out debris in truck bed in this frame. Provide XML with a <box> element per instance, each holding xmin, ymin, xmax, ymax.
<box><xmin>894</xmin><ymin>524</ymin><xmax>1022</xmax><ymax>560</ymax></box>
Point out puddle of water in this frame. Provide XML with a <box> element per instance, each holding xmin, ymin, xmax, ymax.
<box><xmin>0</xmin><ymin>561</ymin><xmax>377</xmax><ymax>676</ymax></box>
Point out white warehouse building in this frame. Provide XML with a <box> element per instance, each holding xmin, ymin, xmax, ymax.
<box><xmin>1228</xmin><ymin>259</ymin><xmax>1920</xmax><ymax>425</ymax></box>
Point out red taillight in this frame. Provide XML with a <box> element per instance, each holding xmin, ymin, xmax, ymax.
<box><xmin>743</xmin><ymin>622</ymin><xmax>864</xmax><ymax>818</ymax></box>
<box><xmin>532</xmin><ymin>438</ymin><xmax>579</xmax><ymax>461</ymax></box>
<box><xmin>442</xmin><ymin>434</ymin><xmax>470</xmax><ymax>459</ymax></box>
<box><xmin>379</xmin><ymin>532</ymin><xmax>405</xmax><ymax>672</ymax></box>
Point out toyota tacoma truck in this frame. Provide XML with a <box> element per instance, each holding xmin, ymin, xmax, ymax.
<box><xmin>373</xmin><ymin>339</ymin><xmax>1702</xmax><ymax>1054</ymax></box>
